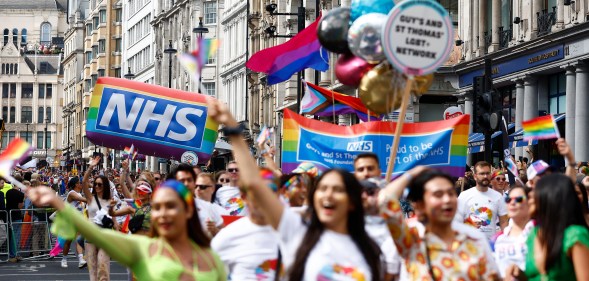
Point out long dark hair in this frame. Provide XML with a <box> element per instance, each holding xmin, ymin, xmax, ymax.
<box><xmin>288</xmin><ymin>169</ymin><xmax>382</xmax><ymax>281</ymax></box>
<box><xmin>92</xmin><ymin>175</ymin><xmax>111</xmax><ymax>200</ymax></box>
<box><xmin>576</xmin><ymin>182</ymin><xmax>589</xmax><ymax>217</ymax></box>
<box><xmin>148</xmin><ymin>181</ymin><xmax>211</xmax><ymax>248</ymax></box>
<box><xmin>535</xmin><ymin>174</ymin><xmax>589</xmax><ymax>271</ymax></box>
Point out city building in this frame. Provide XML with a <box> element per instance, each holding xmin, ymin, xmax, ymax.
<box><xmin>151</xmin><ymin>0</ymin><xmax>222</xmax><ymax>172</ymax></box>
<box><xmin>73</xmin><ymin>0</ymin><xmax>123</xmax><ymax>169</ymax></box>
<box><xmin>449</xmin><ymin>0</ymin><xmax>589</xmax><ymax>165</ymax></box>
<box><xmin>0</xmin><ymin>0</ymin><xmax>68</xmax><ymax>167</ymax></box>
<box><xmin>63</xmin><ymin>0</ymin><xmax>89</xmax><ymax>171</ymax></box>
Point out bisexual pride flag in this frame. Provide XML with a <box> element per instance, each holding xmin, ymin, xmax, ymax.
<box><xmin>282</xmin><ymin>109</ymin><xmax>469</xmax><ymax>178</ymax></box>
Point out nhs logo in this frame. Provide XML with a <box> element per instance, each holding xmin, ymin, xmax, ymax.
<box><xmin>346</xmin><ymin>141</ymin><xmax>373</xmax><ymax>152</ymax></box>
<box><xmin>95</xmin><ymin>87</ymin><xmax>207</xmax><ymax>149</ymax></box>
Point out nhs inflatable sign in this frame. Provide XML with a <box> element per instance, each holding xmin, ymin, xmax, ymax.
<box><xmin>86</xmin><ymin>77</ymin><xmax>219</xmax><ymax>163</ymax></box>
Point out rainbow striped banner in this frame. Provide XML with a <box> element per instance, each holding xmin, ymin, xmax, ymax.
<box><xmin>87</xmin><ymin>77</ymin><xmax>218</xmax><ymax>163</ymax></box>
<box><xmin>522</xmin><ymin>115</ymin><xmax>560</xmax><ymax>141</ymax></box>
<box><xmin>282</xmin><ymin>109</ymin><xmax>469</xmax><ymax>178</ymax></box>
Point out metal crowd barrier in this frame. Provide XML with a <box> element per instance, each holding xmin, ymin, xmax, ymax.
<box><xmin>0</xmin><ymin>210</ymin><xmax>8</xmax><ymax>262</ymax></box>
<box><xmin>8</xmin><ymin>208</ymin><xmax>54</xmax><ymax>261</ymax></box>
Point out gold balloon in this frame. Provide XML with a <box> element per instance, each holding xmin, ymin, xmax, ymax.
<box><xmin>412</xmin><ymin>74</ymin><xmax>434</xmax><ymax>95</ymax></box>
<box><xmin>359</xmin><ymin>63</ymin><xmax>404</xmax><ymax>114</ymax></box>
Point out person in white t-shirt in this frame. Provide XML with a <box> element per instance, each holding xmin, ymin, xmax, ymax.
<box><xmin>455</xmin><ymin>161</ymin><xmax>508</xmax><ymax>240</ymax></box>
<box><xmin>171</xmin><ymin>164</ymin><xmax>224</xmax><ymax>236</ymax></box>
<box><xmin>493</xmin><ymin>186</ymin><xmax>534</xmax><ymax>278</ymax></box>
<box><xmin>206</xmin><ymin>98</ymin><xmax>383</xmax><ymax>281</ymax></box>
<box><xmin>212</xmin><ymin>168</ymin><xmax>282</xmax><ymax>280</ymax></box>
<box><xmin>214</xmin><ymin>161</ymin><xmax>248</xmax><ymax>216</ymax></box>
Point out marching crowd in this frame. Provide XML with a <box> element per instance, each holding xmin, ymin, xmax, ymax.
<box><xmin>1</xmin><ymin>98</ymin><xmax>589</xmax><ymax>280</ymax></box>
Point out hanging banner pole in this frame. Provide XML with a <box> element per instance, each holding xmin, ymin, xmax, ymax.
<box><xmin>385</xmin><ymin>77</ymin><xmax>413</xmax><ymax>182</ymax></box>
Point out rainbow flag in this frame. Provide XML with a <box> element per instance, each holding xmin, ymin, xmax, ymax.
<box><xmin>123</xmin><ymin>145</ymin><xmax>138</xmax><ymax>160</ymax></box>
<box><xmin>179</xmin><ymin>38</ymin><xmax>219</xmax><ymax>91</ymax></box>
<box><xmin>522</xmin><ymin>115</ymin><xmax>560</xmax><ymax>141</ymax></box>
<box><xmin>0</xmin><ymin>138</ymin><xmax>32</xmax><ymax>163</ymax></box>
<box><xmin>301</xmin><ymin>81</ymin><xmax>383</xmax><ymax>122</ymax></box>
<box><xmin>124</xmin><ymin>198</ymin><xmax>143</xmax><ymax>209</ymax></box>
<box><xmin>282</xmin><ymin>109</ymin><xmax>469</xmax><ymax>178</ymax></box>
<box><xmin>246</xmin><ymin>14</ymin><xmax>328</xmax><ymax>85</ymax></box>
<box><xmin>120</xmin><ymin>215</ymin><xmax>131</xmax><ymax>233</ymax></box>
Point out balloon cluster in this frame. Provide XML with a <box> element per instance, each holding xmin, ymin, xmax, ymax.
<box><xmin>316</xmin><ymin>0</ymin><xmax>433</xmax><ymax>114</ymax></box>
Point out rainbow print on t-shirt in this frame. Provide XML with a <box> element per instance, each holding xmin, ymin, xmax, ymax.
<box><xmin>317</xmin><ymin>264</ymin><xmax>366</xmax><ymax>281</ymax></box>
<box><xmin>464</xmin><ymin>207</ymin><xmax>493</xmax><ymax>227</ymax></box>
<box><xmin>255</xmin><ymin>259</ymin><xmax>282</xmax><ymax>280</ymax></box>
<box><xmin>225</xmin><ymin>197</ymin><xmax>245</xmax><ymax>216</ymax></box>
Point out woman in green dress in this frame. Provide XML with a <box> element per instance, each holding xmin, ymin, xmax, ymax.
<box><xmin>506</xmin><ymin>173</ymin><xmax>589</xmax><ymax>281</ymax></box>
<box><xmin>28</xmin><ymin>180</ymin><xmax>226</xmax><ymax>281</ymax></box>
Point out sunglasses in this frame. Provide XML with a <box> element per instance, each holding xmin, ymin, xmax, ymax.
<box><xmin>95</xmin><ymin>182</ymin><xmax>103</xmax><ymax>187</ymax></box>
<box><xmin>154</xmin><ymin>177</ymin><xmax>161</xmax><ymax>181</ymax></box>
<box><xmin>505</xmin><ymin>196</ymin><xmax>526</xmax><ymax>204</ymax></box>
<box><xmin>494</xmin><ymin>177</ymin><xmax>506</xmax><ymax>182</ymax></box>
<box><xmin>196</xmin><ymin>184</ymin><xmax>213</xmax><ymax>190</ymax></box>
<box><xmin>228</xmin><ymin>168</ymin><xmax>239</xmax><ymax>173</ymax></box>
<box><xmin>219</xmin><ymin>178</ymin><xmax>230</xmax><ymax>183</ymax></box>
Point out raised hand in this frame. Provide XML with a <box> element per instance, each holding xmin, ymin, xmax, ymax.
<box><xmin>89</xmin><ymin>156</ymin><xmax>101</xmax><ymax>167</ymax></box>
<box><xmin>27</xmin><ymin>186</ymin><xmax>65</xmax><ymax>210</ymax></box>
<box><xmin>206</xmin><ymin>97</ymin><xmax>238</xmax><ymax>127</ymax></box>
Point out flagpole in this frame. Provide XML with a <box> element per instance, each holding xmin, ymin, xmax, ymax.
<box><xmin>368</xmin><ymin>110</ymin><xmax>371</xmax><ymax>122</ymax></box>
<box><xmin>385</xmin><ymin>77</ymin><xmax>414</xmax><ymax>182</ymax></box>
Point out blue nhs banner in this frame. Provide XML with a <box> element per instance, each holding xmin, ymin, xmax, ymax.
<box><xmin>95</xmin><ymin>87</ymin><xmax>208</xmax><ymax>149</ymax></box>
<box><xmin>297</xmin><ymin>127</ymin><xmax>453</xmax><ymax>176</ymax></box>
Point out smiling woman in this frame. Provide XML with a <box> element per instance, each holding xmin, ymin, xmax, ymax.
<box><xmin>205</xmin><ymin>97</ymin><xmax>383</xmax><ymax>281</ymax></box>
<box><xmin>27</xmin><ymin>180</ymin><xmax>226</xmax><ymax>281</ymax></box>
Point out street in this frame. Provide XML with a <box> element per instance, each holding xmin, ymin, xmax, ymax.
<box><xmin>0</xmin><ymin>257</ymin><xmax>127</xmax><ymax>281</ymax></box>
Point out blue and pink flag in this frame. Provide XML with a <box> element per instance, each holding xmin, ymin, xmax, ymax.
<box><xmin>246</xmin><ymin>14</ymin><xmax>328</xmax><ymax>85</ymax></box>
<box><xmin>301</xmin><ymin>81</ymin><xmax>383</xmax><ymax>122</ymax></box>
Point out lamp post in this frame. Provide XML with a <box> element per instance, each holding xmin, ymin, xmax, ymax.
<box><xmin>63</xmin><ymin>109</ymin><xmax>71</xmax><ymax>170</ymax></box>
<box><xmin>44</xmin><ymin>117</ymin><xmax>48</xmax><ymax>166</ymax></box>
<box><xmin>124</xmin><ymin>66</ymin><xmax>135</xmax><ymax>80</ymax></box>
<box><xmin>163</xmin><ymin>40</ymin><xmax>177</xmax><ymax>89</ymax></box>
<box><xmin>193</xmin><ymin>17</ymin><xmax>209</xmax><ymax>94</ymax></box>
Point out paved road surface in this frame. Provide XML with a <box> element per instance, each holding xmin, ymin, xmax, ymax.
<box><xmin>0</xmin><ymin>256</ymin><xmax>127</xmax><ymax>281</ymax></box>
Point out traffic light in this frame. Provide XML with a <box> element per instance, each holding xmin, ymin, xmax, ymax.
<box><xmin>476</xmin><ymin>91</ymin><xmax>493</xmax><ymax>131</ymax></box>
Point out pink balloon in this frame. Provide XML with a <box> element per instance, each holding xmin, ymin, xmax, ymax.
<box><xmin>335</xmin><ymin>54</ymin><xmax>375</xmax><ymax>87</ymax></box>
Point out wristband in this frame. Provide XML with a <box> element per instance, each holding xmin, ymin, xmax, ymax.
<box><xmin>221</xmin><ymin>124</ymin><xmax>244</xmax><ymax>136</ymax></box>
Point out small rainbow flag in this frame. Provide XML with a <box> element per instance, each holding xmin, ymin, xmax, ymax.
<box><xmin>522</xmin><ymin>115</ymin><xmax>560</xmax><ymax>141</ymax></box>
<box><xmin>123</xmin><ymin>145</ymin><xmax>138</xmax><ymax>160</ymax></box>
<box><xmin>179</xmin><ymin>38</ymin><xmax>219</xmax><ymax>91</ymax></box>
<box><xmin>120</xmin><ymin>215</ymin><xmax>131</xmax><ymax>233</ymax></box>
<box><xmin>124</xmin><ymin>198</ymin><xmax>143</xmax><ymax>209</ymax></box>
<box><xmin>0</xmin><ymin>138</ymin><xmax>32</xmax><ymax>163</ymax></box>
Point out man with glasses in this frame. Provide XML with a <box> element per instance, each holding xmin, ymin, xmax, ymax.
<box><xmin>214</xmin><ymin>161</ymin><xmax>248</xmax><ymax>216</ymax></box>
<box><xmin>455</xmin><ymin>161</ymin><xmax>508</xmax><ymax>240</ymax></box>
<box><xmin>171</xmin><ymin>163</ymin><xmax>224</xmax><ymax>237</ymax></box>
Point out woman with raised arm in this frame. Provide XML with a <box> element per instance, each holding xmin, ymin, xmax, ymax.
<box><xmin>28</xmin><ymin>179</ymin><xmax>226</xmax><ymax>281</ymax></box>
<box><xmin>81</xmin><ymin>156</ymin><xmax>115</xmax><ymax>280</ymax></box>
<box><xmin>206</xmin><ymin>98</ymin><xmax>382</xmax><ymax>281</ymax></box>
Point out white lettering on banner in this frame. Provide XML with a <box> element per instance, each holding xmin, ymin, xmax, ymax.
<box><xmin>135</xmin><ymin>100</ymin><xmax>177</xmax><ymax>136</ymax></box>
<box><xmin>98</xmin><ymin>91</ymin><xmax>204</xmax><ymax>142</ymax></box>
<box><xmin>168</xmin><ymin>108</ymin><xmax>202</xmax><ymax>141</ymax></box>
<box><xmin>346</xmin><ymin>141</ymin><xmax>373</xmax><ymax>152</ymax></box>
<box><xmin>99</xmin><ymin>93</ymin><xmax>144</xmax><ymax>130</ymax></box>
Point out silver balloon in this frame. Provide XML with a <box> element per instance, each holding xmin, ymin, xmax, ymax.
<box><xmin>347</xmin><ymin>13</ymin><xmax>387</xmax><ymax>64</ymax></box>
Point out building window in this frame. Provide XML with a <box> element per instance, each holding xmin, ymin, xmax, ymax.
<box><xmin>114</xmin><ymin>38</ymin><xmax>121</xmax><ymax>52</ymax></box>
<box><xmin>4</xmin><ymin>83</ymin><xmax>16</xmax><ymax>98</ymax></box>
<box><xmin>204</xmin><ymin>2</ymin><xmax>217</xmax><ymax>24</ymax></box>
<box><xmin>207</xmin><ymin>55</ymin><xmax>216</xmax><ymax>64</ymax></box>
<box><xmin>85</xmin><ymin>51</ymin><xmax>92</xmax><ymax>64</ymax></box>
<box><xmin>9</xmin><ymin>106</ymin><xmax>15</xmax><ymax>123</ymax></box>
<box><xmin>38</xmin><ymin>107</ymin><xmax>44</xmax><ymax>123</ymax></box>
<box><xmin>115</xmin><ymin>9</ymin><xmax>122</xmax><ymax>22</ymax></box>
<box><xmin>203</xmin><ymin>82</ymin><xmax>215</xmax><ymax>96</ymax></box>
<box><xmin>114</xmin><ymin>67</ymin><xmax>121</xmax><ymax>78</ymax></box>
<box><xmin>45</xmin><ymin>107</ymin><xmax>52</xmax><ymax>123</ymax></box>
<box><xmin>36</xmin><ymin>131</ymin><xmax>43</xmax><ymax>149</ymax></box>
<box><xmin>21</xmin><ymin>131</ymin><xmax>32</xmax><ymax>144</ymax></box>
<box><xmin>3</xmin><ymin>29</ymin><xmax>8</xmax><ymax>45</ymax></box>
<box><xmin>99</xmin><ymin>39</ymin><xmax>105</xmax><ymax>53</ymax></box>
<box><xmin>22</xmin><ymin>83</ymin><xmax>33</xmax><ymax>98</ymax></box>
<box><xmin>21</xmin><ymin>29</ymin><xmax>27</xmax><ymax>45</ymax></box>
<box><xmin>1</xmin><ymin>132</ymin><xmax>7</xmax><ymax>148</ymax></box>
<box><xmin>1</xmin><ymin>106</ymin><xmax>6</xmax><ymax>122</ymax></box>
<box><xmin>8</xmin><ymin>131</ymin><xmax>15</xmax><ymax>143</ymax></box>
<box><xmin>93</xmin><ymin>17</ymin><xmax>99</xmax><ymax>29</ymax></box>
<box><xmin>100</xmin><ymin>10</ymin><xmax>107</xmax><ymax>23</ymax></box>
<box><xmin>46</xmin><ymin>132</ymin><xmax>52</xmax><ymax>149</ymax></box>
<box><xmin>98</xmin><ymin>69</ymin><xmax>105</xmax><ymax>77</ymax></box>
<box><xmin>38</xmin><ymin>84</ymin><xmax>45</xmax><ymax>98</ymax></box>
<box><xmin>46</xmin><ymin>84</ymin><xmax>52</xmax><ymax>98</ymax></box>
<box><xmin>21</xmin><ymin>106</ymin><xmax>32</xmax><ymax>123</ymax></box>
<box><xmin>12</xmin><ymin>28</ymin><xmax>18</xmax><ymax>46</ymax></box>
<box><xmin>40</xmin><ymin>22</ymin><xmax>51</xmax><ymax>44</ymax></box>
<box><xmin>2</xmin><ymin>84</ymin><xmax>8</xmax><ymax>98</ymax></box>
<box><xmin>549</xmin><ymin>72</ymin><xmax>566</xmax><ymax>115</ymax></box>
<box><xmin>86</xmin><ymin>23</ymin><xmax>93</xmax><ymax>35</ymax></box>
